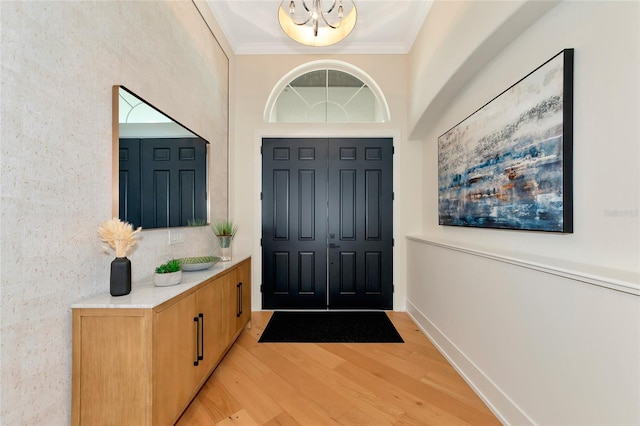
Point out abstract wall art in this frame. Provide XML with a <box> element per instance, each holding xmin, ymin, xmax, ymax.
<box><xmin>438</xmin><ymin>49</ymin><xmax>574</xmax><ymax>232</ymax></box>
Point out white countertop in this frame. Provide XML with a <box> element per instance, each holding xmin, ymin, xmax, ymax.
<box><xmin>72</xmin><ymin>255</ymin><xmax>251</xmax><ymax>309</ymax></box>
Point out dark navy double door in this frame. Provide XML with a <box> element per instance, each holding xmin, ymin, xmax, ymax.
<box><xmin>262</xmin><ymin>138</ymin><xmax>393</xmax><ymax>310</ymax></box>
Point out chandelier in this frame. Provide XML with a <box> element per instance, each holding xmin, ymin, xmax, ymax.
<box><xmin>278</xmin><ymin>0</ymin><xmax>357</xmax><ymax>47</ymax></box>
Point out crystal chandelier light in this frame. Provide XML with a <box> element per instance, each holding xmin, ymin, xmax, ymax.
<box><xmin>278</xmin><ymin>0</ymin><xmax>357</xmax><ymax>47</ymax></box>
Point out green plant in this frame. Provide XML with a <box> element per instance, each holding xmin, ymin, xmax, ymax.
<box><xmin>155</xmin><ymin>259</ymin><xmax>181</xmax><ymax>274</ymax></box>
<box><xmin>211</xmin><ymin>219</ymin><xmax>238</xmax><ymax>237</ymax></box>
<box><xmin>187</xmin><ymin>218</ymin><xmax>208</xmax><ymax>227</ymax></box>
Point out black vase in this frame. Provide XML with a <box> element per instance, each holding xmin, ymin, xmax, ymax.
<box><xmin>110</xmin><ymin>257</ymin><xmax>131</xmax><ymax>296</ymax></box>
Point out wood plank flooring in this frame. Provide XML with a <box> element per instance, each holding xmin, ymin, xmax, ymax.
<box><xmin>177</xmin><ymin>311</ymin><xmax>500</xmax><ymax>425</ymax></box>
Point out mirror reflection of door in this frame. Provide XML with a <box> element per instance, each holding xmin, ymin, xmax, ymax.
<box><xmin>120</xmin><ymin>137</ymin><xmax>207</xmax><ymax>229</ymax></box>
<box><xmin>115</xmin><ymin>86</ymin><xmax>209</xmax><ymax>229</ymax></box>
<box><xmin>262</xmin><ymin>137</ymin><xmax>393</xmax><ymax>310</ymax></box>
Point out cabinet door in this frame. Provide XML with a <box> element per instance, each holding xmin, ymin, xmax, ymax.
<box><xmin>235</xmin><ymin>259</ymin><xmax>252</xmax><ymax>332</ymax></box>
<box><xmin>72</xmin><ymin>309</ymin><xmax>152</xmax><ymax>426</ymax></box>
<box><xmin>219</xmin><ymin>270</ymin><xmax>239</xmax><ymax>343</ymax></box>
<box><xmin>154</xmin><ymin>293</ymin><xmax>198</xmax><ymax>426</ymax></box>
<box><xmin>196</xmin><ymin>280</ymin><xmax>225</xmax><ymax>376</ymax></box>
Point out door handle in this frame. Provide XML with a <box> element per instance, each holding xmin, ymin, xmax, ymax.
<box><xmin>329</xmin><ymin>243</ymin><xmax>341</xmax><ymax>249</ymax></box>
<box><xmin>198</xmin><ymin>313</ymin><xmax>204</xmax><ymax>361</ymax></box>
<box><xmin>193</xmin><ymin>316</ymin><xmax>200</xmax><ymax>366</ymax></box>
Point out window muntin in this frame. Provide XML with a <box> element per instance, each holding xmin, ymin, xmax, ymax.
<box><xmin>270</xmin><ymin>69</ymin><xmax>386</xmax><ymax>123</ymax></box>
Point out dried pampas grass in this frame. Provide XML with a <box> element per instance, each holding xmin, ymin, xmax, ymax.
<box><xmin>98</xmin><ymin>218</ymin><xmax>142</xmax><ymax>258</ymax></box>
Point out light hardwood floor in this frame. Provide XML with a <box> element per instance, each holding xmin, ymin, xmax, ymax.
<box><xmin>177</xmin><ymin>311</ymin><xmax>500</xmax><ymax>425</ymax></box>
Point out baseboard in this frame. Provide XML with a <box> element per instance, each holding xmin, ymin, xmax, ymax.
<box><xmin>406</xmin><ymin>300</ymin><xmax>533</xmax><ymax>425</ymax></box>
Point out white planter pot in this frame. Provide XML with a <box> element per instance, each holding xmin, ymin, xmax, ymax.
<box><xmin>153</xmin><ymin>270</ymin><xmax>182</xmax><ymax>287</ymax></box>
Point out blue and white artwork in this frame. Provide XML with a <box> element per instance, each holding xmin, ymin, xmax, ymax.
<box><xmin>438</xmin><ymin>49</ymin><xmax>573</xmax><ymax>232</ymax></box>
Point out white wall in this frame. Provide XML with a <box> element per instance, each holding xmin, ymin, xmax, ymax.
<box><xmin>407</xmin><ymin>240</ymin><xmax>640</xmax><ymax>425</ymax></box>
<box><xmin>0</xmin><ymin>2</ymin><xmax>228</xmax><ymax>423</ymax></box>
<box><xmin>230</xmin><ymin>54</ymin><xmax>421</xmax><ymax>311</ymax></box>
<box><xmin>408</xmin><ymin>0</ymin><xmax>561</xmax><ymax>140</ymax></box>
<box><xmin>407</xmin><ymin>1</ymin><xmax>640</xmax><ymax>424</ymax></box>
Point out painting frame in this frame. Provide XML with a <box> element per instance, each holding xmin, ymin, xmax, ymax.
<box><xmin>438</xmin><ymin>49</ymin><xmax>574</xmax><ymax>233</ymax></box>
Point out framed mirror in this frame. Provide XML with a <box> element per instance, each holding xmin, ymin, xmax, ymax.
<box><xmin>112</xmin><ymin>86</ymin><xmax>209</xmax><ymax>230</ymax></box>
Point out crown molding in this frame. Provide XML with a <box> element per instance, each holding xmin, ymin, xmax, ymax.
<box><xmin>232</xmin><ymin>41</ymin><xmax>412</xmax><ymax>56</ymax></box>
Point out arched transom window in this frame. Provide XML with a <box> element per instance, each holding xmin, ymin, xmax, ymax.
<box><xmin>265</xmin><ymin>60</ymin><xmax>390</xmax><ymax>123</ymax></box>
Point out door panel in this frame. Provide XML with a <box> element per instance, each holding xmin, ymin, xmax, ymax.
<box><xmin>118</xmin><ymin>139</ymin><xmax>142</xmax><ymax>228</ymax></box>
<box><xmin>140</xmin><ymin>138</ymin><xmax>207</xmax><ymax>229</ymax></box>
<box><xmin>262</xmin><ymin>138</ymin><xmax>328</xmax><ymax>309</ymax></box>
<box><xmin>328</xmin><ymin>138</ymin><xmax>393</xmax><ymax>309</ymax></box>
<box><xmin>262</xmin><ymin>137</ymin><xmax>393</xmax><ymax>309</ymax></box>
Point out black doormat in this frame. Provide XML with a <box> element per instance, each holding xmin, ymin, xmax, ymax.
<box><xmin>258</xmin><ymin>311</ymin><xmax>404</xmax><ymax>343</ymax></box>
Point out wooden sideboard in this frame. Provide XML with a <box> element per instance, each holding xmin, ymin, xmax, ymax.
<box><xmin>71</xmin><ymin>257</ymin><xmax>251</xmax><ymax>425</ymax></box>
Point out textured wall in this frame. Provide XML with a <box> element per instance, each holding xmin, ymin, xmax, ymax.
<box><xmin>0</xmin><ymin>1</ymin><xmax>228</xmax><ymax>424</ymax></box>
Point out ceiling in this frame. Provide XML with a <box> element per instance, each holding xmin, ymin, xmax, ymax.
<box><xmin>205</xmin><ymin>0</ymin><xmax>434</xmax><ymax>55</ymax></box>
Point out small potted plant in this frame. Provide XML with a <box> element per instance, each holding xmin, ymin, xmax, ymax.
<box><xmin>153</xmin><ymin>259</ymin><xmax>182</xmax><ymax>287</ymax></box>
<box><xmin>211</xmin><ymin>219</ymin><xmax>238</xmax><ymax>261</ymax></box>
<box><xmin>187</xmin><ymin>218</ymin><xmax>208</xmax><ymax>227</ymax></box>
